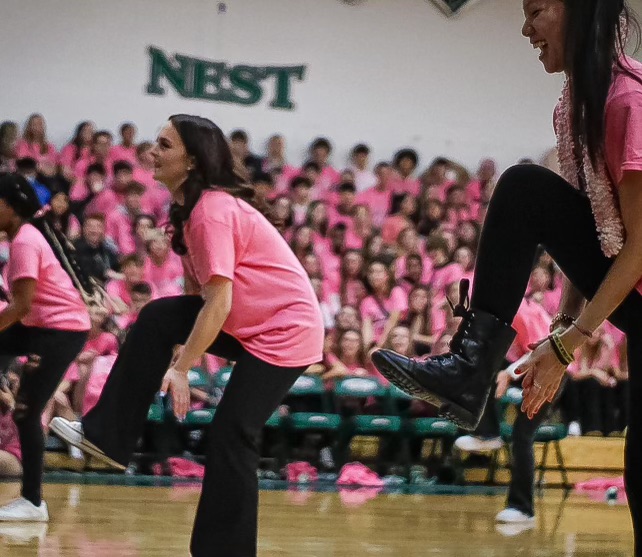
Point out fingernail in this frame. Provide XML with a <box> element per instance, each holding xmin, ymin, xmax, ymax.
<box><xmin>514</xmin><ymin>368</ymin><xmax>525</xmax><ymax>376</ymax></box>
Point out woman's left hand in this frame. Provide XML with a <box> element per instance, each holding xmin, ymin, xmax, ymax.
<box><xmin>519</xmin><ymin>340</ymin><xmax>567</xmax><ymax>419</ymax></box>
<box><xmin>160</xmin><ymin>367</ymin><xmax>190</xmax><ymax>420</ymax></box>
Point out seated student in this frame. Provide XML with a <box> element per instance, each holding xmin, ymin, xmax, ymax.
<box><xmin>143</xmin><ymin>230</ymin><xmax>184</xmax><ymax>299</ymax></box>
<box><xmin>0</xmin><ymin>366</ymin><xmax>22</xmax><ymax>479</ymax></box>
<box><xmin>290</xmin><ymin>176</ymin><xmax>313</xmax><ymax>226</ymax></box>
<box><xmin>133</xmin><ymin>142</ymin><xmax>171</xmax><ymax>224</ymax></box>
<box><xmin>15</xmin><ymin>114</ymin><xmax>58</xmax><ymax>170</ymax></box>
<box><xmin>74</xmin><ymin>130</ymin><xmax>114</xmax><ymax>181</ymax></box>
<box><xmin>115</xmin><ymin>281</ymin><xmax>153</xmax><ymax>330</ymax></box>
<box><xmin>69</xmin><ymin>163</ymin><xmax>108</xmax><ymax>218</ymax></box>
<box><xmin>48</xmin><ymin>191</ymin><xmax>81</xmax><ymax>241</ymax></box>
<box><xmin>357</xmin><ymin>162</ymin><xmax>394</xmax><ymax>229</ymax></box>
<box><xmin>15</xmin><ymin>158</ymin><xmax>51</xmax><ymax>206</ymax></box>
<box><xmin>251</xmin><ymin>172</ymin><xmax>275</xmax><ymax>206</ymax></box>
<box><xmin>73</xmin><ymin>214</ymin><xmax>121</xmax><ymax>284</ymax></box>
<box><xmin>106</xmin><ymin>255</ymin><xmax>146</xmax><ymax>315</ymax></box>
<box><xmin>111</xmin><ymin>122</ymin><xmax>138</xmax><ymax>165</ymax></box>
<box><xmin>59</xmin><ymin>121</ymin><xmax>95</xmax><ymax>182</ymax></box>
<box><xmin>105</xmin><ymin>181</ymin><xmax>147</xmax><ymax>255</ymax></box>
<box><xmin>323</xmin><ymin>329</ymin><xmax>370</xmax><ymax>381</ymax></box>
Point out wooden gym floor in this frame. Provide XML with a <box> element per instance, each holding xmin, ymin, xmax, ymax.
<box><xmin>0</xmin><ymin>481</ymin><xmax>633</xmax><ymax>556</ymax></box>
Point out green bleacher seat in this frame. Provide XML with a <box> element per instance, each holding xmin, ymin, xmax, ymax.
<box><xmin>184</xmin><ymin>408</ymin><xmax>216</xmax><ymax>426</ymax></box>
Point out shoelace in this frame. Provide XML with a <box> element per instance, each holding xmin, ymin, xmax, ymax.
<box><xmin>446</xmin><ymin>279</ymin><xmax>472</xmax><ymax>351</ymax></box>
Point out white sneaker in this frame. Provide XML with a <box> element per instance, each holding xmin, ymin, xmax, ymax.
<box><xmin>495</xmin><ymin>522</ymin><xmax>536</xmax><ymax>537</ymax></box>
<box><xmin>49</xmin><ymin>417</ymin><xmax>126</xmax><ymax>471</ymax></box>
<box><xmin>69</xmin><ymin>445</ymin><xmax>85</xmax><ymax>461</ymax></box>
<box><xmin>568</xmin><ymin>421</ymin><xmax>582</xmax><ymax>437</ymax></box>
<box><xmin>0</xmin><ymin>498</ymin><xmax>49</xmax><ymax>522</ymax></box>
<box><xmin>495</xmin><ymin>507</ymin><xmax>535</xmax><ymax>524</ymax></box>
<box><xmin>455</xmin><ymin>435</ymin><xmax>503</xmax><ymax>452</ymax></box>
<box><xmin>0</xmin><ymin>522</ymin><xmax>48</xmax><ymax>543</ymax></box>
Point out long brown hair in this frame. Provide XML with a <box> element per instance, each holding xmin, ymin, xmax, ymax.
<box><xmin>22</xmin><ymin>114</ymin><xmax>48</xmax><ymax>155</ymax></box>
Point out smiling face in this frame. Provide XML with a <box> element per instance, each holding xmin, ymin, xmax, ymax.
<box><xmin>150</xmin><ymin>122</ymin><xmax>192</xmax><ymax>197</ymax></box>
<box><xmin>522</xmin><ymin>0</ymin><xmax>567</xmax><ymax>74</ymax></box>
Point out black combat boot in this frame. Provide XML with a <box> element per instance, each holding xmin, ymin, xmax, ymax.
<box><xmin>372</xmin><ymin>280</ymin><xmax>516</xmax><ymax>431</ymax></box>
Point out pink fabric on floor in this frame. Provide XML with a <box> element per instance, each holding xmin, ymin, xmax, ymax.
<box><xmin>153</xmin><ymin>457</ymin><xmax>205</xmax><ymax>479</ymax></box>
<box><xmin>285</xmin><ymin>461</ymin><xmax>318</xmax><ymax>483</ymax></box>
<box><xmin>575</xmin><ymin>476</ymin><xmax>627</xmax><ymax>503</ymax></box>
<box><xmin>337</xmin><ymin>462</ymin><xmax>384</xmax><ymax>487</ymax></box>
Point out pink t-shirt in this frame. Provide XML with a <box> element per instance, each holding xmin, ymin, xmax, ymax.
<box><xmin>59</xmin><ymin>144</ymin><xmax>91</xmax><ymax>170</ymax></box>
<box><xmin>64</xmin><ymin>332</ymin><xmax>119</xmax><ymax>382</ymax></box>
<box><xmin>357</xmin><ymin>187</ymin><xmax>392</xmax><ymax>229</ymax></box>
<box><xmin>360</xmin><ymin>286</ymin><xmax>409</xmax><ymax>343</ymax></box>
<box><xmin>391</xmin><ymin>174</ymin><xmax>421</xmax><ymax>197</ymax></box>
<box><xmin>7</xmin><ymin>224</ymin><xmax>90</xmax><ymax>331</ymax></box>
<box><xmin>381</xmin><ymin>215</ymin><xmax>412</xmax><ymax>246</ymax></box>
<box><xmin>111</xmin><ymin>145</ymin><xmax>137</xmax><ymax>165</ymax></box>
<box><xmin>506</xmin><ymin>298</ymin><xmax>551</xmax><ymax>363</ymax></box>
<box><xmin>604</xmin><ymin>57</ymin><xmax>642</xmax><ymax>294</ymax></box>
<box><xmin>0</xmin><ymin>411</ymin><xmax>20</xmax><ymax>461</ymax></box>
<box><xmin>182</xmin><ymin>190</ymin><xmax>324</xmax><ymax>367</ymax></box>
<box><xmin>15</xmin><ymin>140</ymin><xmax>58</xmax><ymax>166</ymax></box>
<box><xmin>144</xmin><ymin>253</ymin><xmax>184</xmax><ymax>299</ymax></box>
<box><xmin>105</xmin><ymin>208</ymin><xmax>136</xmax><ymax>255</ymax></box>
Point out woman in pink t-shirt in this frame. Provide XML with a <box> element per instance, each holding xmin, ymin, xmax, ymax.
<box><xmin>15</xmin><ymin>114</ymin><xmax>58</xmax><ymax>171</ymax></box>
<box><xmin>370</xmin><ymin>6</ymin><xmax>642</xmax><ymax>549</ymax></box>
<box><xmin>0</xmin><ymin>174</ymin><xmax>89</xmax><ymax>523</ymax></box>
<box><xmin>360</xmin><ymin>259</ymin><xmax>408</xmax><ymax>348</ymax></box>
<box><xmin>143</xmin><ymin>230</ymin><xmax>184</xmax><ymax>299</ymax></box>
<box><xmin>50</xmin><ymin>115</ymin><xmax>324</xmax><ymax>557</ymax></box>
<box><xmin>59</xmin><ymin>121</ymin><xmax>95</xmax><ymax>182</ymax></box>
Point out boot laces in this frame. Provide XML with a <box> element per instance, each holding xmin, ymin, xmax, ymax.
<box><xmin>446</xmin><ymin>279</ymin><xmax>472</xmax><ymax>351</ymax></box>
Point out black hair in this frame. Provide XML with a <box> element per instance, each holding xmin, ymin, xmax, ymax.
<box><xmin>310</xmin><ymin>137</ymin><xmax>332</xmax><ymax>153</ymax></box>
<box><xmin>337</xmin><ymin>181</ymin><xmax>357</xmax><ymax>194</ymax></box>
<box><xmin>0</xmin><ymin>173</ymin><xmax>99</xmax><ymax>303</ymax></box>
<box><xmin>15</xmin><ymin>158</ymin><xmax>37</xmax><ymax>173</ymax></box>
<box><xmin>230</xmin><ymin>129</ymin><xmax>248</xmax><ymax>143</ymax></box>
<box><xmin>131</xmin><ymin>282</ymin><xmax>153</xmax><ymax>296</ymax></box>
<box><xmin>394</xmin><ymin>149</ymin><xmax>419</xmax><ymax>169</ymax></box>
<box><xmin>290</xmin><ymin>176</ymin><xmax>312</xmax><ymax>190</ymax></box>
<box><xmin>564</xmin><ymin>0</ymin><xmax>641</xmax><ymax>167</ymax></box>
<box><xmin>302</xmin><ymin>161</ymin><xmax>321</xmax><ymax>173</ymax></box>
<box><xmin>252</xmin><ymin>171</ymin><xmax>273</xmax><ymax>186</ymax></box>
<box><xmin>167</xmin><ymin>115</ymin><xmax>255</xmax><ymax>256</ymax></box>
<box><xmin>113</xmin><ymin>160</ymin><xmax>134</xmax><ymax>174</ymax></box>
<box><xmin>120</xmin><ymin>122</ymin><xmax>136</xmax><ymax>135</ymax></box>
<box><xmin>93</xmin><ymin>130</ymin><xmax>113</xmax><ymax>142</ymax></box>
<box><xmin>352</xmin><ymin>143</ymin><xmax>370</xmax><ymax>156</ymax></box>
<box><xmin>70</xmin><ymin>121</ymin><xmax>92</xmax><ymax>163</ymax></box>
<box><xmin>86</xmin><ymin>163</ymin><xmax>107</xmax><ymax>176</ymax></box>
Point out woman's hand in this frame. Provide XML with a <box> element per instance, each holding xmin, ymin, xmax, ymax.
<box><xmin>495</xmin><ymin>370</ymin><xmax>512</xmax><ymax>400</ymax></box>
<box><xmin>160</xmin><ymin>367</ymin><xmax>190</xmax><ymax>420</ymax></box>
<box><xmin>0</xmin><ymin>383</ymin><xmax>15</xmax><ymax>413</ymax></box>
<box><xmin>520</xmin><ymin>340</ymin><xmax>568</xmax><ymax>419</ymax></box>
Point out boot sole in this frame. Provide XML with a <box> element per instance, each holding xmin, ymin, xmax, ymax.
<box><xmin>372</xmin><ymin>353</ymin><xmax>479</xmax><ymax>431</ymax></box>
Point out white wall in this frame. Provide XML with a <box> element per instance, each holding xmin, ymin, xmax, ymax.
<box><xmin>1</xmin><ymin>0</ymin><xmax>637</xmax><ymax>173</ymax></box>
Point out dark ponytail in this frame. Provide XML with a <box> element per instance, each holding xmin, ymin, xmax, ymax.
<box><xmin>564</xmin><ymin>0</ymin><xmax>641</xmax><ymax>168</ymax></box>
<box><xmin>0</xmin><ymin>173</ymin><xmax>100</xmax><ymax>304</ymax></box>
<box><xmin>166</xmin><ymin>114</ymin><xmax>258</xmax><ymax>256</ymax></box>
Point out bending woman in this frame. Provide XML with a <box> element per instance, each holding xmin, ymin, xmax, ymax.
<box><xmin>51</xmin><ymin>115</ymin><xmax>324</xmax><ymax>557</ymax></box>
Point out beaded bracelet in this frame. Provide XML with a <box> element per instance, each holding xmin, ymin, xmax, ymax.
<box><xmin>548</xmin><ymin>332</ymin><xmax>574</xmax><ymax>366</ymax></box>
<box><xmin>550</xmin><ymin>312</ymin><xmax>575</xmax><ymax>334</ymax></box>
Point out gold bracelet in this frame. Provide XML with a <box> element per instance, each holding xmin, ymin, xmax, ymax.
<box><xmin>548</xmin><ymin>333</ymin><xmax>574</xmax><ymax>366</ymax></box>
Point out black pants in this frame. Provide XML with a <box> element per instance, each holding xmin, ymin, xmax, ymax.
<box><xmin>0</xmin><ymin>324</ymin><xmax>87</xmax><ymax>506</ymax></box>
<box><xmin>82</xmin><ymin>296</ymin><xmax>305</xmax><ymax>557</ymax></box>
<box><xmin>471</xmin><ymin>165</ymin><xmax>642</xmax><ymax>552</ymax></box>
<box><xmin>476</xmin><ymin>382</ymin><xmax>565</xmax><ymax>517</ymax></box>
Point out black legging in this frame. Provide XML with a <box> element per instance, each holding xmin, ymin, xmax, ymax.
<box><xmin>0</xmin><ymin>324</ymin><xmax>87</xmax><ymax>506</ymax></box>
<box><xmin>82</xmin><ymin>296</ymin><xmax>305</xmax><ymax>557</ymax></box>
<box><xmin>470</xmin><ymin>164</ymin><xmax>642</xmax><ymax>552</ymax></box>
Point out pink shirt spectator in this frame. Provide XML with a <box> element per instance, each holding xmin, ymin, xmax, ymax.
<box><xmin>64</xmin><ymin>332</ymin><xmax>119</xmax><ymax>382</ymax></box>
<box><xmin>105</xmin><ymin>208</ymin><xmax>136</xmax><ymax>255</ymax></box>
<box><xmin>315</xmin><ymin>166</ymin><xmax>342</xmax><ymax>200</ymax></box>
<box><xmin>430</xmin><ymin>263</ymin><xmax>465</xmax><ymax>298</ymax></box>
<box><xmin>183</xmin><ymin>190</ymin><xmax>324</xmax><ymax>367</ymax></box>
<box><xmin>15</xmin><ymin>140</ymin><xmax>58</xmax><ymax>166</ymax></box>
<box><xmin>106</xmin><ymin>279</ymin><xmax>134</xmax><ymax>307</ymax></box>
<box><xmin>133</xmin><ymin>168</ymin><xmax>171</xmax><ymax>223</ymax></box>
<box><xmin>0</xmin><ymin>411</ymin><xmax>20</xmax><ymax>461</ymax></box>
<box><xmin>325</xmin><ymin>353</ymin><xmax>370</xmax><ymax>377</ymax></box>
<box><xmin>111</xmin><ymin>145</ymin><xmax>137</xmax><ymax>165</ymax></box>
<box><xmin>381</xmin><ymin>215</ymin><xmax>412</xmax><ymax>247</ymax></box>
<box><xmin>360</xmin><ymin>287</ymin><xmax>409</xmax><ymax>343</ymax></box>
<box><xmin>506</xmin><ymin>298</ymin><xmax>551</xmax><ymax>363</ymax></box>
<box><xmin>272</xmin><ymin>165</ymin><xmax>301</xmax><ymax>198</ymax></box>
<box><xmin>59</xmin><ymin>144</ymin><xmax>91</xmax><ymax>171</ymax></box>
<box><xmin>604</xmin><ymin>57</ymin><xmax>642</xmax><ymax>294</ymax></box>
<box><xmin>7</xmin><ymin>224</ymin><xmax>90</xmax><ymax>331</ymax></box>
<box><xmin>319</xmin><ymin>250</ymin><xmax>341</xmax><ymax>297</ymax></box>
<box><xmin>75</xmin><ymin>156</ymin><xmax>114</xmax><ymax>181</ymax></box>
<box><xmin>391</xmin><ymin>175</ymin><xmax>421</xmax><ymax>197</ymax></box>
<box><xmin>144</xmin><ymin>252</ymin><xmax>184</xmax><ymax>299</ymax></box>
<box><xmin>357</xmin><ymin>187</ymin><xmax>392</xmax><ymax>229</ymax></box>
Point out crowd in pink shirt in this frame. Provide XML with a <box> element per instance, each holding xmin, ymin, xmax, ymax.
<box><xmin>0</xmin><ymin>113</ymin><xmax>629</xmax><ymax>472</ymax></box>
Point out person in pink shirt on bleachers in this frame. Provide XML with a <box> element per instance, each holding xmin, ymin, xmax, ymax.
<box><xmin>0</xmin><ymin>368</ymin><xmax>22</xmax><ymax>479</ymax></box>
<box><xmin>15</xmin><ymin>114</ymin><xmax>58</xmax><ymax>171</ymax></box>
<box><xmin>262</xmin><ymin>134</ymin><xmax>300</xmax><ymax>196</ymax></box>
<box><xmin>133</xmin><ymin>142</ymin><xmax>171</xmax><ymax>224</ymax></box>
<box><xmin>381</xmin><ymin>193</ymin><xmax>418</xmax><ymax>247</ymax></box>
<box><xmin>305</xmin><ymin>200</ymin><xmax>330</xmax><ymax>249</ymax></box>
<box><xmin>308</xmin><ymin>137</ymin><xmax>341</xmax><ymax>199</ymax></box>
<box><xmin>290</xmin><ymin>225</ymin><xmax>315</xmax><ymax>264</ymax></box>
<box><xmin>115</xmin><ymin>282</ymin><xmax>153</xmax><ymax>331</ymax></box>
<box><xmin>106</xmin><ymin>255</ymin><xmax>146</xmax><ymax>314</ymax></box>
<box><xmin>105</xmin><ymin>181</ymin><xmax>148</xmax><ymax>255</ymax></box>
<box><xmin>59</xmin><ymin>121</ymin><xmax>95</xmax><ymax>182</ymax></box>
<box><xmin>74</xmin><ymin>131</ymin><xmax>114</xmax><ymax>181</ymax></box>
<box><xmin>422</xmin><ymin>157</ymin><xmax>455</xmax><ymax>201</ymax></box>
<box><xmin>403</xmin><ymin>285</ymin><xmax>441</xmax><ymax>356</ymax></box>
<box><xmin>444</xmin><ymin>185</ymin><xmax>473</xmax><ymax>226</ymax></box>
<box><xmin>398</xmin><ymin>253</ymin><xmax>433</xmax><ymax>294</ymax></box>
<box><xmin>110</xmin><ymin>123</ymin><xmax>138</xmax><ymax>166</ymax></box>
<box><xmin>426</xmin><ymin>234</ymin><xmax>465</xmax><ymax>300</ymax></box>
<box><xmin>328</xmin><ymin>182</ymin><xmax>358</xmax><ymax>229</ymax></box>
<box><xmin>466</xmin><ymin>158</ymin><xmax>497</xmax><ymax>207</ymax></box>
<box><xmin>68</xmin><ymin>163</ymin><xmax>107</xmax><ymax>218</ymax></box>
<box><xmin>391</xmin><ymin>149</ymin><xmax>421</xmax><ymax>197</ymax></box>
<box><xmin>323</xmin><ymin>329</ymin><xmax>370</xmax><ymax>381</ymax></box>
<box><xmin>290</xmin><ymin>176</ymin><xmax>313</xmax><ymax>226</ymax></box>
<box><xmin>349</xmin><ymin>144</ymin><xmax>377</xmax><ymax>193</ymax></box>
<box><xmin>357</xmin><ymin>162</ymin><xmax>394</xmax><ymax>229</ymax></box>
<box><xmin>360</xmin><ymin>259</ymin><xmax>408</xmax><ymax>348</ymax></box>
<box><xmin>526</xmin><ymin>264</ymin><xmax>562</xmax><ymax>317</ymax></box>
<box><xmin>339</xmin><ymin>250</ymin><xmax>365</xmax><ymax>308</ymax></box>
<box><xmin>318</xmin><ymin>224</ymin><xmax>346</xmax><ymax>298</ymax></box>
<box><xmin>453</xmin><ymin>246</ymin><xmax>476</xmax><ymax>285</ymax></box>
